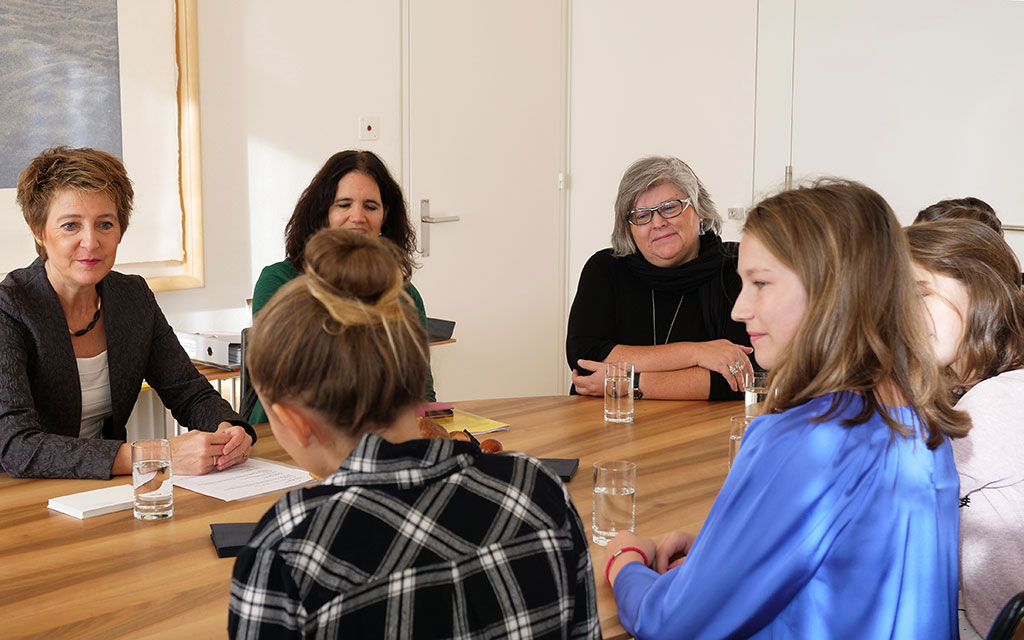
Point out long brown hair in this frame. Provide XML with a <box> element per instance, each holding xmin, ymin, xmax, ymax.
<box><xmin>248</xmin><ymin>229</ymin><xmax>428</xmax><ymax>435</ymax></box>
<box><xmin>914</xmin><ymin>197</ymin><xmax>1002</xmax><ymax>235</ymax></box>
<box><xmin>906</xmin><ymin>219</ymin><xmax>1024</xmax><ymax>392</ymax></box>
<box><xmin>744</xmin><ymin>179</ymin><xmax>969</xmax><ymax>449</ymax></box>
<box><xmin>284</xmin><ymin>150</ymin><xmax>416</xmax><ymax>278</ymax></box>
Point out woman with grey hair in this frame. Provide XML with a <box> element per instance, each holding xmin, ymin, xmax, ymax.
<box><xmin>566</xmin><ymin>156</ymin><xmax>755</xmax><ymax>400</ymax></box>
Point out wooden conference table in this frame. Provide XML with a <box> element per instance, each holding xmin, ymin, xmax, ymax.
<box><xmin>0</xmin><ymin>396</ymin><xmax>741</xmax><ymax>639</ymax></box>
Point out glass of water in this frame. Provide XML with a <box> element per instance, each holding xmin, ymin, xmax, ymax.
<box><xmin>729</xmin><ymin>416</ymin><xmax>754</xmax><ymax>470</ymax></box>
<box><xmin>604</xmin><ymin>362</ymin><xmax>635</xmax><ymax>423</ymax></box>
<box><xmin>592</xmin><ymin>459</ymin><xmax>637</xmax><ymax>545</ymax></box>
<box><xmin>132</xmin><ymin>439</ymin><xmax>173</xmax><ymax>520</ymax></box>
<box><xmin>744</xmin><ymin>370</ymin><xmax>768</xmax><ymax>417</ymax></box>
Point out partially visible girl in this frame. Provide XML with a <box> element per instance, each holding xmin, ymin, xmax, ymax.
<box><xmin>907</xmin><ymin>218</ymin><xmax>1024</xmax><ymax>637</ymax></box>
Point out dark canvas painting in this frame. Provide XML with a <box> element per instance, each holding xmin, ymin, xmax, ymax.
<box><xmin>0</xmin><ymin>0</ymin><xmax>122</xmax><ymax>188</ymax></box>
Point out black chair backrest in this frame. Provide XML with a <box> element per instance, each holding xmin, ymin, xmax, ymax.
<box><xmin>986</xmin><ymin>591</ymin><xmax>1024</xmax><ymax>640</ymax></box>
<box><xmin>238</xmin><ymin>327</ymin><xmax>258</xmax><ymax>422</ymax></box>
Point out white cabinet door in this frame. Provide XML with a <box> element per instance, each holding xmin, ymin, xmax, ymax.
<box><xmin>787</xmin><ymin>0</ymin><xmax>1024</xmax><ymax>257</ymax></box>
<box><xmin>405</xmin><ymin>0</ymin><xmax>568</xmax><ymax>400</ymax></box>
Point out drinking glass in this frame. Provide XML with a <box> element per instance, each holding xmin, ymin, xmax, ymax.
<box><xmin>744</xmin><ymin>371</ymin><xmax>768</xmax><ymax>417</ymax></box>
<box><xmin>604</xmin><ymin>362</ymin><xmax>634</xmax><ymax>423</ymax></box>
<box><xmin>729</xmin><ymin>416</ymin><xmax>754</xmax><ymax>470</ymax></box>
<box><xmin>132</xmin><ymin>439</ymin><xmax>173</xmax><ymax>519</ymax></box>
<box><xmin>592</xmin><ymin>460</ymin><xmax>637</xmax><ymax>545</ymax></box>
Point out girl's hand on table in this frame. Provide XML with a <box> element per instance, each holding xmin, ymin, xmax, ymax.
<box><xmin>604</xmin><ymin>531</ymin><xmax>657</xmax><ymax>588</ymax></box>
<box><xmin>655</xmin><ymin>530</ymin><xmax>696</xmax><ymax>573</ymax></box>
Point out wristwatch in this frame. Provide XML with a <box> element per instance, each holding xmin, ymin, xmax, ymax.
<box><xmin>633</xmin><ymin>371</ymin><xmax>643</xmax><ymax>400</ymax></box>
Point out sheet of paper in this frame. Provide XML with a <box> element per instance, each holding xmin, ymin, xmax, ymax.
<box><xmin>173</xmin><ymin>457</ymin><xmax>315</xmax><ymax>502</ymax></box>
<box><xmin>442</xmin><ymin>409</ymin><xmax>510</xmax><ymax>435</ymax></box>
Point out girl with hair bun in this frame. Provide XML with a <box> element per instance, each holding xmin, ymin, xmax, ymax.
<box><xmin>603</xmin><ymin>180</ymin><xmax>969</xmax><ymax>639</ymax></box>
<box><xmin>907</xmin><ymin>219</ymin><xmax>1024</xmax><ymax>637</ymax></box>
<box><xmin>229</xmin><ymin>229</ymin><xmax>599</xmax><ymax>639</ymax></box>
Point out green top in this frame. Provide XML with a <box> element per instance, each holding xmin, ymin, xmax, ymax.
<box><xmin>248</xmin><ymin>259</ymin><xmax>436</xmax><ymax>424</ymax></box>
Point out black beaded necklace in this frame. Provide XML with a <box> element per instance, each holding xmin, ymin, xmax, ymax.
<box><xmin>69</xmin><ymin>295</ymin><xmax>102</xmax><ymax>337</ymax></box>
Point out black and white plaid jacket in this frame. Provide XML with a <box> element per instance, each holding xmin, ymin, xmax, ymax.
<box><xmin>229</xmin><ymin>433</ymin><xmax>599</xmax><ymax>639</ymax></box>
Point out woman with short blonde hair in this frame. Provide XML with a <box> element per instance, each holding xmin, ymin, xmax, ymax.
<box><xmin>1</xmin><ymin>146</ymin><xmax>253</xmax><ymax>479</ymax></box>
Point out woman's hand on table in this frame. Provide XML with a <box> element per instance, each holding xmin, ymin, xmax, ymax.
<box><xmin>694</xmin><ymin>340</ymin><xmax>754</xmax><ymax>392</ymax></box>
<box><xmin>655</xmin><ymin>530</ymin><xmax>696</xmax><ymax>573</ymax></box>
<box><xmin>604</xmin><ymin>531</ymin><xmax>657</xmax><ymax>588</ymax></box>
<box><xmin>169</xmin><ymin>424</ymin><xmax>252</xmax><ymax>475</ymax></box>
<box><xmin>571</xmin><ymin>360</ymin><xmax>606</xmax><ymax>396</ymax></box>
<box><xmin>214</xmin><ymin>423</ymin><xmax>253</xmax><ymax>471</ymax></box>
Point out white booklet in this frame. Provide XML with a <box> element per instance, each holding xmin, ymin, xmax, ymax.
<box><xmin>174</xmin><ymin>457</ymin><xmax>315</xmax><ymax>502</ymax></box>
<box><xmin>47</xmin><ymin>484</ymin><xmax>135</xmax><ymax>519</ymax></box>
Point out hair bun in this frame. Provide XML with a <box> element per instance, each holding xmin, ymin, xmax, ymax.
<box><xmin>304</xmin><ymin>228</ymin><xmax>404</xmax><ymax>303</ymax></box>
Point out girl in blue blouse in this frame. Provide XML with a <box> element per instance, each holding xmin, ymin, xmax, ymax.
<box><xmin>603</xmin><ymin>180</ymin><xmax>970</xmax><ymax>639</ymax></box>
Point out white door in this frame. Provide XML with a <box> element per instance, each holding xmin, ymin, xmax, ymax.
<box><xmin>404</xmin><ymin>0</ymin><xmax>568</xmax><ymax>401</ymax></box>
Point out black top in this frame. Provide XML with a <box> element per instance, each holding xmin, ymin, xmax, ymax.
<box><xmin>566</xmin><ymin>238</ymin><xmax>754</xmax><ymax>400</ymax></box>
<box><xmin>0</xmin><ymin>258</ymin><xmax>254</xmax><ymax>479</ymax></box>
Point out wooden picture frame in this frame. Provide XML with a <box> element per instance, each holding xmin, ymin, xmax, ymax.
<box><xmin>122</xmin><ymin>0</ymin><xmax>205</xmax><ymax>291</ymax></box>
<box><xmin>0</xmin><ymin>0</ymin><xmax>205</xmax><ymax>292</ymax></box>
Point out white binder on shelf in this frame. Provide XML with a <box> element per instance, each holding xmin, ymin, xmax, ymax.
<box><xmin>174</xmin><ymin>331</ymin><xmax>241</xmax><ymax>369</ymax></box>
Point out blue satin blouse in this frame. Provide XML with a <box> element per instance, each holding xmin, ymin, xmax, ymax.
<box><xmin>613</xmin><ymin>393</ymin><xmax>959</xmax><ymax>639</ymax></box>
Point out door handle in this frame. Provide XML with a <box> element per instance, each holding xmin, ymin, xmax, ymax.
<box><xmin>419</xmin><ymin>199</ymin><xmax>460</xmax><ymax>257</ymax></box>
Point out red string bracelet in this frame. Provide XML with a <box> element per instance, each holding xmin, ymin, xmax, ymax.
<box><xmin>605</xmin><ymin>546</ymin><xmax>650</xmax><ymax>587</ymax></box>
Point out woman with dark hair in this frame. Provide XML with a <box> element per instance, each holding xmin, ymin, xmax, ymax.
<box><xmin>914</xmin><ymin>196</ymin><xmax>1002</xmax><ymax>234</ymax></box>
<box><xmin>907</xmin><ymin>219</ymin><xmax>1024</xmax><ymax>637</ymax></box>
<box><xmin>231</xmin><ymin>229</ymin><xmax>598</xmax><ymax>638</ymax></box>
<box><xmin>250</xmin><ymin>150</ymin><xmax>435</xmax><ymax>424</ymax></box>
<box><xmin>0</xmin><ymin>146</ymin><xmax>254</xmax><ymax>479</ymax></box>
<box><xmin>566</xmin><ymin>156</ymin><xmax>754</xmax><ymax>401</ymax></box>
<box><xmin>603</xmin><ymin>180</ymin><xmax>968</xmax><ymax>638</ymax></box>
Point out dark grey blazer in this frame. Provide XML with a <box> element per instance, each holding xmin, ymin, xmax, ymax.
<box><xmin>0</xmin><ymin>259</ymin><xmax>255</xmax><ymax>479</ymax></box>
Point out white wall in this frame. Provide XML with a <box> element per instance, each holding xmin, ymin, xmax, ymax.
<box><xmin>156</xmin><ymin>0</ymin><xmax>402</xmax><ymax>333</ymax></box>
<box><xmin>569</xmin><ymin>0</ymin><xmax>1024</xmax><ymax>304</ymax></box>
<box><xmin>156</xmin><ymin>0</ymin><xmax>1024</xmax><ymax>341</ymax></box>
<box><xmin>567</xmin><ymin>2</ymin><xmax>759</xmax><ymax>302</ymax></box>
<box><xmin>785</xmin><ymin>0</ymin><xmax>1024</xmax><ymax>259</ymax></box>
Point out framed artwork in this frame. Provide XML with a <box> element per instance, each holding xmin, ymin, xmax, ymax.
<box><xmin>0</xmin><ymin>0</ymin><xmax>204</xmax><ymax>291</ymax></box>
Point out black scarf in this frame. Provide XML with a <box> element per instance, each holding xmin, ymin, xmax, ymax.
<box><xmin>623</xmin><ymin>232</ymin><xmax>729</xmax><ymax>293</ymax></box>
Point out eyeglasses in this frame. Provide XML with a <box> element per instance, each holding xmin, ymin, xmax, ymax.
<box><xmin>627</xmin><ymin>198</ymin><xmax>692</xmax><ymax>225</ymax></box>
